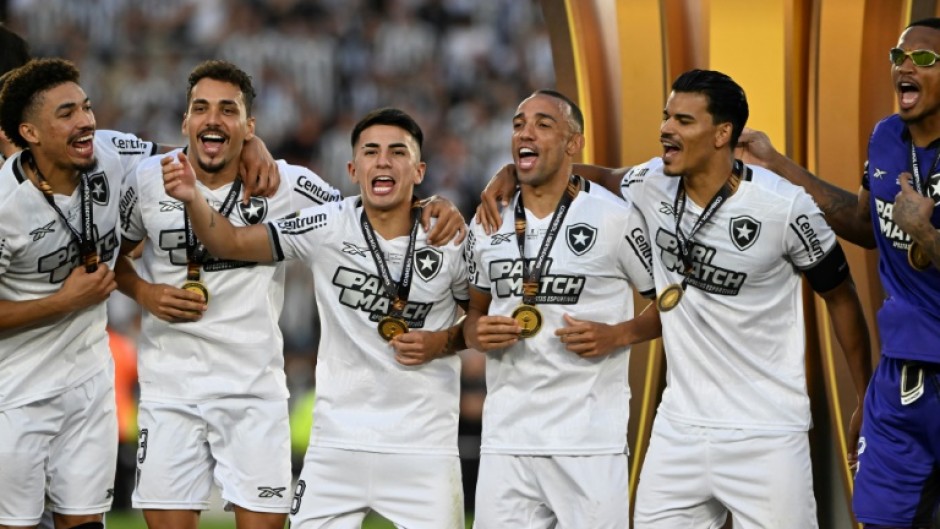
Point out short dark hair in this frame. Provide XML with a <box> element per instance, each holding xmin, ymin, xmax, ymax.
<box><xmin>350</xmin><ymin>107</ymin><xmax>424</xmax><ymax>154</ymax></box>
<box><xmin>532</xmin><ymin>89</ymin><xmax>584</xmax><ymax>134</ymax></box>
<box><xmin>0</xmin><ymin>24</ymin><xmax>30</xmax><ymax>79</ymax></box>
<box><xmin>907</xmin><ymin>17</ymin><xmax>940</xmax><ymax>31</ymax></box>
<box><xmin>671</xmin><ymin>69</ymin><xmax>749</xmax><ymax>148</ymax></box>
<box><xmin>186</xmin><ymin>60</ymin><xmax>256</xmax><ymax>116</ymax></box>
<box><xmin>0</xmin><ymin>58</ymin><xmax>81</xmax><ymax>149</ymax></box>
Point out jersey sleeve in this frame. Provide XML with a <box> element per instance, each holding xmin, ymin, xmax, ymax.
<box><xmin>465</xmin><ymin>221</ymin><xmax>490</xmax><ymax>292</ymax></box>
<box><xmin>618</xmin><ymin>204</ymin><xmax>655</xmax><ymax>298</ymax></box>
<box><xmin>449</xmin><ymin>234</ymin><xmax>470</xmax><ymax>302</ymax></box>
<box><xmin>266</xmin><ymin>202</ymin><xmax>334</xmax><ymax>263</ymax></box>
<box><xmin>119</xmin><ymin>158</ymin><xmax>153</xmax><ymax>244</ymax></box>
<box><xmin>0</xmin><ymin>217</ymin><xmax>21</xmax><ymax>278</ymax></box>
<box><xmin>785</xmin><ymin>189</ymin><xmax>850</xmax><ymax>292</ymax></box>
<box><xmin>287</xmin><ymin>162</ymin><xmax>343</xmax><ymax>210</ymax></box>
<box><xmin>95</xmin><ymin>130</ymin><xmax>159</xmax><ymax>180</ymax></box>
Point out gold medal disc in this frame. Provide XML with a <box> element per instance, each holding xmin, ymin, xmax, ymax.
<box><xmin>656</xmin><ymin>283</ymin><xmax>684</xmax><ymax>312</ymax></box>
<box><xmin>511</xmin><ymin>304</ymin><xmax>543</xmax><ymax>338</ymax></box>
<box><xmin>908</xmin><ymin>242</ymin><xmax>932</xmax><ymax>271</ymax></box>
<box><xmin>182</xmin><ymin>281</ymin><xmax>210</xmax><ymax>304</ymax></box>
<box><xmin>378</xmin><ymin>316</ymin><xmax>409</xmax><ymax>341</ymax></box>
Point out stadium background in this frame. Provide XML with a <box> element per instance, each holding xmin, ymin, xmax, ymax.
<box><xmin>4</xmin><ymin>0</ymin><xmax>935</xmax><ymax>527</ymax></box>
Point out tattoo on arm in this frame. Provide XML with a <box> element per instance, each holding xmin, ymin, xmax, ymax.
<box><xmin>209</xmin><ymin>211</ymin><xmax>216</xmax><ymax>228</ymax></box>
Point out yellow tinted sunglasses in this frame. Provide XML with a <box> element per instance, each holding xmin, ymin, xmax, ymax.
<box><xmin>890</xmin><ymin>48</ymin><xmax>940</xmax><ymax>67</ymax></box>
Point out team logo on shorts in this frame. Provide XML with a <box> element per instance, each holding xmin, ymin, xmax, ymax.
<box><xmin>729</xmin><ymin>215</ymin><xmax>761</xmax><ymax>251</ymax></box>
<box><xmin>238</xmin><ymin>196</ymin><xmax>268</xmax><ymax>224</ymax></box>
<box><xmin>414</xmin><ymin>247</ymin><xmax>443</xmax><ymax>281</ymax></box>
<box><xmin>87</xmin><ymin>171</ymin><xmax>109</xmax><ymax>205</ymax></box>
<box><xmin>566</xmin><ymin>223</ymin><xmax>597</xmax><ymax>256</ymax></box>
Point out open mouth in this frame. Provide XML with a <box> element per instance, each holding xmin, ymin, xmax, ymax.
<box><xmin>518</xmin><ymin>146</ymin><xmax>538</xmax><ymax>170</ymax></box>
<box><xmin>898</xmin><ymin>81</ymin><xmax>921</xmax><ymax>110</ymax></box>
<box><xmin>661</xmin><ymin>138</ymin><xmax>680</xmax><ymax>161</ymax></box>
<box><xmin>199</xmin><ymin>131</ymin><xmax>227</xmax><ymax>156</ymax></box>
<box><xmin>372</xmin><ymin>176</ymin><xmax>394</xmax><ymax>195</ymax></box>
<box><xmin>70</xmin><ymin>132</ymin><xmax>94</xmax><ymax>157</ymax></box>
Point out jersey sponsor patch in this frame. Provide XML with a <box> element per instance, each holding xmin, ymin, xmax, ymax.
<box><xmin>293</xmin><ymin>174</ymin><xmax>341</xmax><ymax>204</ymax></box>
<box><xmin>788</xmin><ymin>214</ymin><xmax>826</xmax><ymax>264</ymax></box>
<box><xmin>38</xmin><ymin>227</ymin><xmax>119</xmax><ymax>282</ymax></box>
<box><xmin>729</xmin><ymin>215</ymin><xmax>761</xmax><ymax>251</ymax></box>
<box><xmin>414</xmin><ymin>247</ymin><xmax>443</xmax><ymax>281</ymax></box>
<box><xmin>487</xmin><ymin>257</ymin><xmax>585</xmax><ymax>304</ymax></box>
<box><xmin>276</xmin><ymin>212</ymin><xmax>327</xmax><ymax>235</ymax></box>
<box><xmin>332</xmin><ymin>266</ymin><xmax>434</xmax><ymax>327</ymax></box>
<box><xmin>29</xmin><ymin>221</ymin><xmax>56</xmax><ymax>241</ymax></box>
<box><xmin>655</xmin><ymin>227</ymin><xmax>747</xmax><ymax>295</ymax></box>
<box><xmin>566</xmin><ymin>222</ymin><xmax>597</xmax><ymax>256</ymax></box>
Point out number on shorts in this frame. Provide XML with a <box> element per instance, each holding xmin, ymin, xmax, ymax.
<box><xmin>291</xmin><ymin>480</ymin><xmax>306</xmax><ymax>515</ymax></box>
<box><xmin>137</xmin><ymin>428</ymin><xmax>149</xmax><ymax>463</ymax></box>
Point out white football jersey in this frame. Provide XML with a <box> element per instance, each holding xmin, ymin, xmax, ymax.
<box><xmin>467</xmin><ymin>179</ymin><xmax>655</xmax><ymax>455</ymax></box>
<box><xmin>267</xmin><ymin>196</ymin><xmax>469</xmax><ymax>455</ymax></box>
<box><xmin>120</xmin><ymin>149</ymin><xmax>341</xmax><ymax>402</ymax></box>
<box><xmin>622</xmin><ymin>158</ymin><xmax>839</xmax><ymax>430</ymax></box>
<box><xmin>0</xmin><ymin>132</ymin><xmax>156</xmax><ymax>411</ymax></box>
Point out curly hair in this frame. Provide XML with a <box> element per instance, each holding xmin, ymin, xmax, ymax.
<box><xmin>186</xmin><ymin>60</ymin><xmax>256</xmax><ymax>116</ymax></box>
<box><xmin>0</xmin><ymin>58</ymin><xmax>81</xmax><ymax>149</ymax></box>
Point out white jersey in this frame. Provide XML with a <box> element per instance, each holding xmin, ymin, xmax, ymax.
<box><xmin>621</xmin><ymin>158</ymin><xmax>840</xmax><ymax>431</ymax></box>
<box><xmin>467</xmin><ymin>178</ymin><xmax>655</xmax><ymax>455</ymax></box>
<box><xmin>120</xmin><ymin>149</ymin><xmax>341</xmax><ymax>403</ymax></box>
<box><xmin>0</xmin><ymin>132</ymin><xmax>155</xmax><ymax>411</ymax></box>
<box><xmin>267</xmin><ymin>196</ymin><xmax>469</xmax><ymax>455</ymax></box>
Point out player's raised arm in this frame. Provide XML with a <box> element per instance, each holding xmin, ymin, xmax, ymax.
<box><xmin>162</xmin><ymin>151</ymin><xmax>274</xmax><ymax>262</ymax></box>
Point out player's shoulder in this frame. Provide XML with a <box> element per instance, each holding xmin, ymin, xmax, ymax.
<box><xmin>744</xmin><ymin>162</ymin><xmax>809</xmax><ymax>201</ymax></box>
<box><xmin>870</xmin><ymin>114</ymin><xmax>904</xmax><ymax>141</ymax></box>
<box><xmin>94</xmin><ymin>130</ymin><xmax>155</xmax><ymax>156</ymax></box>
<box><xmin>282</xmin><ymin>161</ymin><xmax>342</xmax><ymax>204</ymax></box>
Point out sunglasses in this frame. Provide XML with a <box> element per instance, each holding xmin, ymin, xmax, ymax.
<box><xmin>889</xmin><ymin>48</ymin><xmax>940</xmax><ymax>67</ymax></box>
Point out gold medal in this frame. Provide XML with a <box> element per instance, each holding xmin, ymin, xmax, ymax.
<box><xmin>908</xmin><ymin>242</ymin><xmax>932</xmax><ymax>271</ymax></box>
<box><xmin>378</xmin><ymin>316</ymin><xmax>409</xmax><ymax>341</ymax></box>
<box><xmin>511</xmin><ymin>304</ymin><xmax>543</xmax><ymax>338</ymax></box>
<box><xmin>656</xmin><ymin>283</ymin><xmax>684</xmax><ymax>312</ymax></box>
<box><xmin>182</xmin><ymin>280</ymin><xmax>210</xmax><ymax>304</ymax></box>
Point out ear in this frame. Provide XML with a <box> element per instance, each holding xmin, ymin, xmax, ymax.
<box><xmin>245</xmin><ymin>116</ymin><xmax>256</xmax><ymax>142</ymax></box>
<box><xmin>181</xmin><ymin>113</ymin><xmax>190</xmax><ymax>136</ymax></box>
<box><xmin>565</xmin><ymin>132</ymin><xmax>585</xmax><ymax>157</ymax></box>
<box><xmin>347</xmin><ymin>159</ymin><xmax>358</xmax><ymax>186</ymax></box>
<box><xmin>413</xmin><ymin>160</ymin><xmax>427</xmax><ymax>185</ymax></box>
<box><xmin>19</xmin><ymin>122</ymin><xmax>38</xmax><ymax>145</ymax></box>
<box><xmin>714</xmin><ymin>122</ymin><xmax>733</xmax><ymax>150</ymax></box>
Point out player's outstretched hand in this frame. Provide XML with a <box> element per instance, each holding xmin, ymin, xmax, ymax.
<box><xmin>476</xmin><ymin>164</ymin><xmax>518</xmax><ymax>235</ymax></box>
<box><xmin>555</xmin><ymin>313</ymin><xmax>621</xmax><ymax>358</ymax></box>
<box><xmin>162</xmin><ymin>152</ymin><xmax>199</xmax><ymax>204</ymax></box>
<box><xmin>471</xmin><ymin>315</ymin><xmax>521</xmax><ymax>351</ymax></box>
<box><xmin>390</xmin><ymin>330</ymin><xmax>449</xmax><ymax>366</ymax></box>
<box><xmin>420</xmin><ymin>195</ymin><xmax>467</xmax><ymax>246</ymax></box>
<box><xmin>55</xmin><ymin>263</ymin><xmax>117</xmax><ymax>312</ymax></box>
<box><xmin>138</xmin><ymin>282</ymin><xmax>207</xmax><ymax>323</ymax></box>
<box><xmin>239</xmin><ymin>136</ymin><xmax>280</xmax><ymax>203</ymax></box>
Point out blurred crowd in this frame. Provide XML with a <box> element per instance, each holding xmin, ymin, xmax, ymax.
<box><xmin>4</xmin><ymin>0</ymin><xmax>553</xmax><ymax>510</ymax></box>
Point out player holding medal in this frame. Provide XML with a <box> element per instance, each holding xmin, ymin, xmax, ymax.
<box><xmin>163</xmin><ymin>107</ymin><xmax>470</xmax><ymax>529</ymax></box>
<box><xmin>464</xmin><ymin>90</ymin><xmax>658</xmax><ymax>529</ymax></box>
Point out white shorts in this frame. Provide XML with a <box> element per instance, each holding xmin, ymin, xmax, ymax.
<box><xmin>132</xmin><ymin>398</ymin><xmax>292</xmax><ymax>513</ymax></box>
<box><xmin>290</xmin><ymin>446</ymin><xmax>464</xmax><ymax>529</ymax></box>
<box><xmin>634</xmin><ymin>415</ymin><xmax>818</xmax><ymax>529</ymax></box>
<box><xmin>473</xmin><ymin>453</ymin><xmax>629</xmax><ymax>529</ymax></box>
<box><xmin>0</xmin><ymin>365</ymin><xmax>117</xmax><ymax>526</ymax></box>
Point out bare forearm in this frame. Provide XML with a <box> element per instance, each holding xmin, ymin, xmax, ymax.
<box><xmin>616</xmin><ymin>301</ymin><xmax>662</xmax><ymax>346</ymax></box>
<box><xmin>0</xmin><ymin>296</ymin><xmax>71</xmax><ymax>331</ymax></box>
<box><xmin>823</xmin><ymin>282</ymin><xmax>874</xmax><ymax>400</ymax></box>
<box><xmin>765</xmin><ymin>154</ymin><xmax>875</xmax><ymax>248</ymax></box>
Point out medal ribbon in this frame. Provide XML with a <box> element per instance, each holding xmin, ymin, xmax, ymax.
<box><xmin>907</xmin><ymin>140</ymin><xmax>940</xmax><ymax>198</ymax></box>
<box><xmin>27</xmin><ymin>151</ymin><xmax>98</xmax><ymax>272</ymax></box>
<box><xmin>514</xmin><ymin>174</ymin><xmax>581</xmax><ymax>306</ymax></box>
<box><xmin>672</xmin><ymin>160</ymin><xmax>743</xmax><ymax>287</ymax></box>
<box><xmin>183</xmin><ymin>177</ymin><xmax>243</xmax><ymax>281</ymax></box>
<box><xmin>358</xmin><ymin>198</ymin><xmax>422</xmax><ymax>320</ymax></box>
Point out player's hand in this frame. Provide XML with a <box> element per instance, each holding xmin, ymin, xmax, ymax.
<box><xmin>555</xmin><ymin>313</ymin><xmax>622</xmax><ymax>358</ymax></box>
<box><xmin>471</xmin><ymin>315</ymin><xmax>520</xmax><ymax>351</ymax></box>
<box><xmin>391</xmin><ymin>330</ymin><xmax>448</xmax><ymax>366</ymax></box>
<box><xmin>138</xmin><ymin>282</ymin><xmax>207</xmax><ymax>323</ymax></box>
<box><xmin>893</xmin><ymin>172</ymin><xmax>935</xmax><ymax>239</ymax></box>
<box><xmin>239</xmin><ymin>136</ymin><xmax>280</xmax><ymax>202</ymax></box>
<box><xmin>162</xmin><ymin>152</ymin><xmax>199</xmax><ymax>204</ymax></box>
<box><xmin>847</xmin><ymin>403</ymin><xmax>863</xmax><ymax>473</ymax></box>
<box><xmin>735</xmin><ymin>128</ymin><xmax>781</xmax><ymax>169</ymax></box>
<box><xmin>476</xmin><ymin>164</ymin><xmax>518</xmax><ymax>235</ymax></box>
<box><xmin>54</xmin><ymin>263</ymin><xmax>117</xmax><ymax>312</ymax></box>
<box><xmin>420</xmin><ymin>195</ymin><xmax>467</xmax><ymax>246</ymax></box>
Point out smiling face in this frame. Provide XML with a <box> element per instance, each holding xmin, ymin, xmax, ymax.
<box><xmin>512</xmin><ymin>93</ymin><xmax>583</xmax><ymax>189</ymax></box>
<box><xmin>348</xmin><ymin>124</ymin><xmax>425</xmax><ymax>213</ymax></box>
<box><xmin>20</xmin><ymin>81</ymin><xmax>97</xmax><ymax>173</ymax></box>
<box><xmin>894</xmin><ymin>25</ymin><xmax>940</xmax><ymax>136</ymax></box>
<box><xmin>182</xmin><ymin>77</ymin><xmax>255</xmax><ymax>176</ymax></box>
<box><xmin>659</xmin><ymin>91</ymin><xmax>731</xmax><ymax>177</ymax></box>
